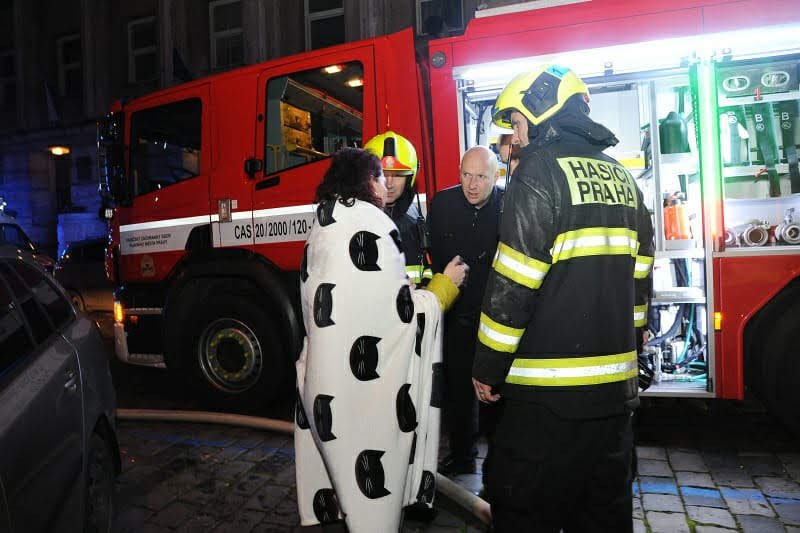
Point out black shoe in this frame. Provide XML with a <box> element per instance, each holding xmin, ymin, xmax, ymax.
<box><xmin>403</xmin><ymin>502</ymin><xmax>438</xmax><ymax>523</ymax></box>
<box><xmin>437</xmin><ymin>454</ymin><xmax>477</xmax><ymax>475</ymax></box>
<box><xmin>478</xmin><ymin>486</ymin><xmax>490</xmax><ymax>503</ymax></box>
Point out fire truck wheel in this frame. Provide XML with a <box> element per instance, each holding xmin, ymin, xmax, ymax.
<box><xmin>68</xmin><ymin>290</ymin><xmax>86</xmax><ymax>312</ymax></box>
<box><xmin>758</xmin><ymin>300</ymin><xmax>799</xmax><ymax>436</ymax></box>
<box><xmin>183</xmin><ymin>289</ymin><xmax>285</xmax><ymax>405</ymax></box>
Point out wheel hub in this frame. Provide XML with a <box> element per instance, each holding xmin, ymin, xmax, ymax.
<box><xmin>198</xmin><ymin>318</ymin><xmax>263</xmax><ymax>393</ymax></box>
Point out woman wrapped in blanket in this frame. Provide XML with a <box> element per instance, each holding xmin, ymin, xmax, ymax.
<box><xmin>295</xmin><ymin>148</ymin><xmax>467</xmax><ymax>532</ymax></box>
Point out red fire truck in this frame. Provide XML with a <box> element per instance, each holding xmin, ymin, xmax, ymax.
<box><xmin>100</xmin><ymin>0</ymin><xmax>800</xmax><ymax>429</ymax></box>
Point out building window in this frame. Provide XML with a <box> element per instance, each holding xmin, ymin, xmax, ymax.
<box><xmin>305</xmin><ymin>0</ymin><xmax>344</xmax><ymax>51</ymax></box>
<box><xmin>57</xmin><ymin>34</ymin><xmax>82</xmax><ymax>99</ymax></box>
<box><xmin>128</xmin><ymin>17</ymin><xmax>158</xmax><ymax>83</ymax></box>
<box><xmin>0</xmin><ymin>50</ymin><xmax>15</xmax><ymax>113</ymax></box>
<box><xmin>209</xmin><ymin>0</ymin><xmax>243</xmax><ymax>70</ymax></box>
<box><xmin>417</xmin><ymin>0</ymin><xmax>464</xmax><ymax>36</ymax></box>
<box><xmin>130</xmin><ymin>98</ymin><xmax>202</xmax><ymax>198</ymax></box>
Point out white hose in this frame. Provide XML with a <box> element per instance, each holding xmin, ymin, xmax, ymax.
<box><xmin>117</xmin><ymin>408</ymin><xmax>295</xmax><ymax>433</ymax></box>
<box><xmin>116</xmin><ymin>408</ymin><xmax>491</xmax><ymax>524</ymax></box>
<box><xmin>435</xmin><ymin>472</ymin><xmax>492</xmax><ymax>525</ymax></box>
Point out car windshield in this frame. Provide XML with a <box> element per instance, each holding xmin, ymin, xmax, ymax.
<box><xmin>0</xmin><ymin>224</ymin><xmax>36</xmax><ymax>252</ymax></box>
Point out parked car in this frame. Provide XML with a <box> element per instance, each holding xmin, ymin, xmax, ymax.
<box><xmin>0</xmin><ymin>247</ymin><xmax>119</xmax><ymax>533</ymax></box>
<box><xmin>0</xmin><ymin>212</ymin><xmax>55</xmax><ymax>272</ymax></box>
<box><xmin>54</xmin><ymin>237</ymin><xmax>114</xmax><ymax>313</ymax></box>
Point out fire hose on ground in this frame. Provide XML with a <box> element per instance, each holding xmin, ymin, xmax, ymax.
<box><xmin>116</xmin><ymin>408</ymin><xmax>492</xmax><ymax>525</ymax></box>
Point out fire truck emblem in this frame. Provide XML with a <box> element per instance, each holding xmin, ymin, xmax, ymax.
<box><xmin>140</xmin><ymin>255</ymin><xmax>155</xmax><ymax>277</ymax></box>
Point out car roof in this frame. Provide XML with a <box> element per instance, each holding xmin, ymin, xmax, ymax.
<box><xmin>65</xmin><ymin>236</ymin><xmax>107</xmax><ymax>249</ymax></box>
<box><xmin>0</xmin><ymin>246</ymin><xmax>35</xmax><ymax>261</ymax></box>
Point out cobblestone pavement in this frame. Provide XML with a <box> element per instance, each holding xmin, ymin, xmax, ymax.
<box><xmin>113</xmin><ymin>420</ymin><xmax>487</xmax><ymax>532</ymax></box>
<box><xmin>113</xmin><ymin>397</ymin><xmax>800</xmax><ymax>532</ymax></box>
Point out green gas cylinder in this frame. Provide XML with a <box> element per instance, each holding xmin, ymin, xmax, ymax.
<box><xmin>659</xmin><ymin>111</ymin><xmax>690</xmax><ymax>154</ymax></box>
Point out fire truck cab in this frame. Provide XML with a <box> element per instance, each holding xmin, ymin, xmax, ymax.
<box><xmin>101</xmin><ymin>0</ymin><xmax>800</xmax><ymax>431</ymax></box>
<box><xmin>100</xmin><ymin>30</ymin><xmax>432</xmax><ymax>406</ymax></box>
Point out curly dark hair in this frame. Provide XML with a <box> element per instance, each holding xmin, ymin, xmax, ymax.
<box><xmin>315</xmin><ymin>147</ymin><xmax>383</xmax><ymax>208</ymax></box>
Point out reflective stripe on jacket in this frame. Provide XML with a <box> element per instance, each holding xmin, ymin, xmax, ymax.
<box><xmin>473</xmin><ymin>110</ymin><xmax>655</xmax><ymax>419</ymax></box>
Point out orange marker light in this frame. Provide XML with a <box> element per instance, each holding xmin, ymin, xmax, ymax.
<box><xmin>714</xmin><ymin>311</ymin><xmax>722</xmax><ymax>331</ymax></box>
<box><xmin>114</xmin><ymin>301</ymin><xmax>124</xmax><ymax>323</ymax></box>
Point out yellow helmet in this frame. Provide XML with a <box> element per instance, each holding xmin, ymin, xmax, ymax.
<box><xmin>492</xmin><ymin>64</ymin><xmax>589</xmax><ymax>128</ymax></box>
<box><xmin>364</xmin><ymin>131</ymin><xmax>419</xmax><ymax>186</ymax></box>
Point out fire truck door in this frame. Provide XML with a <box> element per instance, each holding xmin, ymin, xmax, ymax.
<box><xmin>120</xmin><ymin>85</ymin><xmax>211</xmax><ymax>282</ymax></box>
<box><xmin>252</xmin><ymin>46</ymin><xmax>376</xmax><ymax>271</ymax></box>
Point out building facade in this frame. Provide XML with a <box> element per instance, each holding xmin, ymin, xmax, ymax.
<box><xmin>0</xmin><ymin>0</ymin><xmax>519</xmax><ymax>255</ymax></box>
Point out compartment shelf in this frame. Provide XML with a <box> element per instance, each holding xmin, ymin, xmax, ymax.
<box><xmin>716</xmin><ymin>244</ymin><xmax>800</xmax><ymax>256</ymax></box>
<box><xmin>719</xmin><ymin>89</ymin><xmax>800</xmax><ymax>108</ymax></box>
<box><xmin>659</xmin><ymin>152</ymin><xmax>698</xmax><ymax>174</ymax></box>
<box><xmin>655</xmin><ymin>248</ymin><xmax>706</xmax><ymax>259</ymax></box>
<box><xmin>652</xmin><ymin>287</ymin><xmax>706</xmax><ymax>304</ymax></box>
<box><xmin>723</xmin><ymin>163</ymin><xmax>790</xmax><ymax>178</ymax></box>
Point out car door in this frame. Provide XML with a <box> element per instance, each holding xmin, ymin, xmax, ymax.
<box><xmin>0</xmin><ymin>476</ymin><xmax>10</xmax><ymax>532</ymax></box>
<box><xmin>0</xmin><ymin>258</ymin><xmax>83</xmax><ymax>533</ymax></box>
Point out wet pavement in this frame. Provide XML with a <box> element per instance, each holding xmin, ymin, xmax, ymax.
<box><xmin>103</xmin><ymin>314</ymin><xmax>800</xmax><ymax>532</ymax></box>
<box><xmin>111</xmin><ymin>398</ymin><xmax>800</xmax><ymax>532</ymax></box>
<box><xmin>113</xmin><ymin>419</ymin><xmax>487</xmax><ymax>532</ymax></box>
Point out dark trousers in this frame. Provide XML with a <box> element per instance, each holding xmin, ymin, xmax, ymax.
<box><xmin>486</xmin><ymin>399</ymin><xmax>634</xmax><ymax>533</ymax></box>
<box><xmin>442</xmin><ymin>314</ymin><xmax>481</xmax><ymax>461</ymax></box>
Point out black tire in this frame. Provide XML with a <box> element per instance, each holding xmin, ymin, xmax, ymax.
<box><xmin>69</xmin><ymin>290</ymin><xmax>86</xmax><ymax>312</ymax></box>
<box><xmin>758</xmin><ymin>300</ymin><xmax>800</xmax><ymax>436</ymax></box>
<box><xmin>85</xmin><ymin>431</ymin><xmax>116</xmax><ymax>533</ymax></box>
<box><xmin>177</xmin><ymin>281</ymin><xmax>288</xmax><ymax>408</ymax></box>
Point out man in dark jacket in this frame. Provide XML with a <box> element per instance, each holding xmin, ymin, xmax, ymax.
<box><xmin>429</xmin><ymin>146</ymin><xmax>503</xmax><ymax>476</ymax></box>
<box><xmin>472</xmin><ymin>65</ymin><xmax>654</xmax><ymax>532</ymax></box>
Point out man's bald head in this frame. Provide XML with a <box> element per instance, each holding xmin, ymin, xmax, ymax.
<box><xmin>460</xmin><ymin>146</ymin><xmax>499</xmax><ymax>208</ymax></box>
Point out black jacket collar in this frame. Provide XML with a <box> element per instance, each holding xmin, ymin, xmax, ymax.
<box><xmin>523</xmin><ymin>108</ymin><xmax>619</xmax><ymax>155</ymax></box>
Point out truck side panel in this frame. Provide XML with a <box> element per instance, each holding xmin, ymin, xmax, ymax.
<box><xmin>714</xmin><ymin>255</ymin><xmax>800</xmax><ymax>399</ymax></box>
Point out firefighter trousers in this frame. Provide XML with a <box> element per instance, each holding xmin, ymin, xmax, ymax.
<box><xmin>486</xmin><ymin>399</ymin><xmax>634</xmax><ymax>533</ymax></box>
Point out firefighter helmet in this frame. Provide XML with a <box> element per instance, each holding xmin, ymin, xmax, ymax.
<box><xmin>364</xmin><ymin>131</ymin><xmax>419</xmax><ymax>186</ymax></box>
<box><xmin>492</xmin><ymin>64</ymin><xmax>589</xmax><ymax>128</ymax></box>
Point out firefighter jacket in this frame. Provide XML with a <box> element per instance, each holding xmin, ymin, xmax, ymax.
<box><xmin>386</xmin><ymin>188</ymin><xmax>433</xmax><ymax>286</ymax></box>
<box><xmin>473</xmin><ymin>108</ymin><xmax>655</xmax><ymax>419</ymax></box>
<box><xmin>428</xmin><ymin>185</ymin><xmax>504</xmax><ymax>320</ymax></box>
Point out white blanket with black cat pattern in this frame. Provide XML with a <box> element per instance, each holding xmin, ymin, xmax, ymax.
<box><xmin>294</xmin><ymin>197</ymin><xmax>443</xmax><ymax>532</ymax></box>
